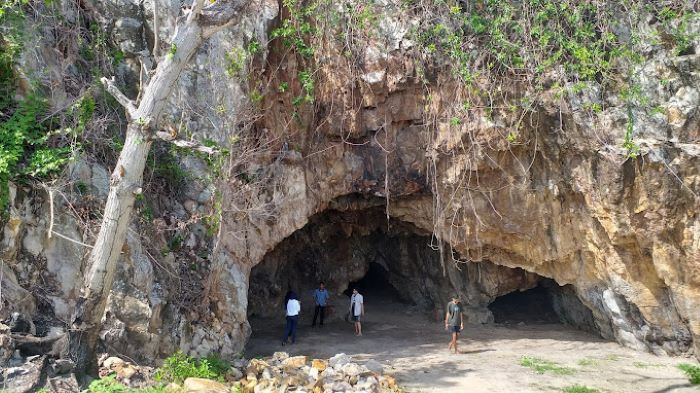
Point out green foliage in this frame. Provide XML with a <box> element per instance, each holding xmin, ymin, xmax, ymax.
<box><xmin>678</xmin><ymin>363</ymin><xmax>700</xmax><ymax>385</ymax></box>
<box><xmin>562</xmin><ymin>385</ymin><xmax>600</xmax><ymax>393</ymax></box>
<box><xmin>151</xmin><ymin>146</ymin><xmax>190</xmax><ymax>191</ymax></box>
<box><xmin>154</xmin><ymin>351</ymin><xmax>230</xmax><ymax>384</ymax></box>
<box><xmin>0</xmin><ymin>95</ymin><xmax>74</xmax><ymax>213</ymax></box>
<box><xmin>519</xmin><ymin>356</ymin><xmax>575</xmax><ymax>375</ymax></box>
<box><xmin>0</xmin><ymin>1</ymin><xmax>26</xmax><ymax>111</ymax></box>
<box><xmin>623</xmin><ymin>106</ymin><xmax>640</xmax><ymax>158</ymax></box>
<box><xmin>25</xmin><ymin>147</ymin><xmax>72</xmax><ymax>177</ymax></box>
<box><xmin>224</xmin><ymin>47</ymin><xmax>247</xmax><ymax>78</ymax></box>
<box><xmin>83</xmin><ymin>374</ymin><xmax>167</xmax><ymax>393</ymax></box>
<box><xmin>577</xmin><ymin>358</ymin><xmax>598</xmax><ymax>367</ymax></box>
<box><xmin>167</xmin><ymin>43</ymin><xmax>177</xmax><ymax>59</ymax></box>
<box><xmin>409</xmin><ymin>1</ymin><xmax>699</xmax><ymax>153</ymax></box>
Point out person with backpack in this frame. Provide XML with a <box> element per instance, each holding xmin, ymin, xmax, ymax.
<box><xmin>445</xmin><ymin>295</ymin><xmax>464</xmax><ymax>353</ymax></box>
<box><xmin>312</xmin><ymin>281</ymin><xmax>329</xmax><ymax>327</ymax></box>
<box><xmin>349</xmin><ymin>288</ymin><xmax>364</xmax><ymax>336</ymax></box>
<box><xmin>282</xmin><ymin>291</ymin><xmax>300</xmax><ymax>345</ymax></box>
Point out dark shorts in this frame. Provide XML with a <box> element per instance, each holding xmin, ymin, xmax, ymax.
<box><xmin>352</xmin><ymin>315</ymin><xmax>361</xmax><ymax>322</ymax></box>
<box><xmin>449</xmin><ymin>325</ymin><xmax>461</xmax><ymax>333</ymax></box>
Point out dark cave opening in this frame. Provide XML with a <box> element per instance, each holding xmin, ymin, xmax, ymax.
<box><xmin>342</xmin><ymin>262</ymin><xmax>412</xmax><ymax>304</ymax></box>
<box><xmin>488</xmin><ymin>278</ymin><xmax>600</xmax><ymax>333</ymax></box>
<box><xmin>247</xmin><ymin>203</ymin><xmax>600</xmax><ymax>336</ymax></box>
<box><xmin>488</xmin><ymin>285</ymin><xmax>560</xmax><ymax>324</ymax></box>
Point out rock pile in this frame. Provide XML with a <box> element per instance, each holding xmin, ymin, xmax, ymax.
<box><xmin>168</xmin><ymin>352</ymin><xmax>399</xmax><ymax>393</ymax></box>
<box><xmin>229</xmin><ymin>352</ymin><xmax>398</xmax><ymax>393</ymax></box>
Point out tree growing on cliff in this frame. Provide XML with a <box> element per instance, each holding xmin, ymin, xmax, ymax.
<box><xmin>69</xmin><ymin>0</ymin><xmax>251</xmax><ymax>375</ymax></box>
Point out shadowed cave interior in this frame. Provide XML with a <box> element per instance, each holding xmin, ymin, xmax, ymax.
<box><xmin>248</xmin><ymin>201</ymin><xmax>599</xmax><ymax>336</ymax></box>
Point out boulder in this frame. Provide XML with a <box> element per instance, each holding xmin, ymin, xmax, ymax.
<box><xmin>281</xmin><ymin>355</ymin><xmax>307</xmax><ymax>368</ymax></box>
<box><xmin>311</xmin><ymin>358</ymin><xmax>328</xmax><ymax>371</ymax></box>
<box><xmin>246</xmin><ymin>358</ymin><xmax>270</xmax><ymax>375</ymax></box>
<box><xmin>328</xmin><ymin>353</ymin><xmax>351</xmax><ymax>369</ymax></box>
<box><xmin>341</xmin><ymin>362</ymin><xmax>368</xmax><ymax>377</ymax></box>
<box><xmin>183</xmin><ymin>378</ymin><xmax>228</xmax><ymax>393</ymax></box>
<box><xmin>364</xmin><ymin>359</ymin><xmax>384</xmax><ymax>373</ymax></box>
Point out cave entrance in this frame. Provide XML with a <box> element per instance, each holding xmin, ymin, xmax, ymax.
<box><xmin>342</xmin><ymin>262</ymin><xmax>412</xmax><ymax>304</ymax></box>
<box><xmin>488</xmin><ymin>278</ymin><xmax>599</xmax><ymax>333</ymax></box>
<box><xmin>246</xmin><ymin>201</ymin><xmax>602</xmax><ymax>354</ymax></box>
<box><xmin>488</xmin><ymin>285</ymin><xmax>559</xmax><ymax>324</ymax></box>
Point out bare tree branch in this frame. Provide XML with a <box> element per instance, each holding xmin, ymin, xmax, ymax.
<box><xmin>100</xmin><ymin>77</ymin><xmax>136</xmax><ymax>117</ymax></box>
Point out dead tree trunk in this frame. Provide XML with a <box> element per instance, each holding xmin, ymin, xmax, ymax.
<box><xmin>69</xmin><ymin>0</ymin><xmax>249</xmax><ymax>375</ymax></box>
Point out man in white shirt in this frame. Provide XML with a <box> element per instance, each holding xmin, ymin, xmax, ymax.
<box><xmin>282</xmin><ymin>291</ymin><xmax>301</xmax><ymax>345</ymax></box>
<box><xmin>349</xmin><ymin>288</ymin><xmax>364</xmax><ymax>336</ymax></box>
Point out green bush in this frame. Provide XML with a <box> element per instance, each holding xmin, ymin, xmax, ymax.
<box><xmin>678</xmin><ymin>363</ymin><xmax>700</xmax><ymax>385</ymax></box>
<box><xmin>154</xmin><ymin>351</ymin><xmax>230</xmax><ymax>384</ymax></box>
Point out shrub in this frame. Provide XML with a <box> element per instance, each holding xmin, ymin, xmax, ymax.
<box><xmin>154</xmin><ymin>351</ymin><xmax>230</xmax><ymax>384</ymax></box>
<box><xmin>678</xmin><ymin>363</ymin><xmax>700</xmax><ymax>385</ymax></box>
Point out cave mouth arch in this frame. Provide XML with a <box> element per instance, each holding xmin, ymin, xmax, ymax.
<box><xmin>247</xmin><ymin>199</ymin><xmax>600</xmax><ymax>337</ymax></box>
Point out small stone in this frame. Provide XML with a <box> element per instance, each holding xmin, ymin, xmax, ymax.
<box><xmin>116</xmin><ymin>364</ymin><xmax>138</xmax><ymax>380</ymax></box>
<box><xmin>364</xmin><ymin>359</ymin><xmax>383</xmax><ymax>373</ymax></box>
<box><xmin>225</xmin><ymin>367</ymin><xmax>243</xmax><ymax>381</ymax></box>
<box><xmin>102</xmin><ymin>356</ymin><xmax>126</xmax><ymax>369</ymax></box>
<box><xmin>381</xmin><ymin>375</ymin><xmax>397</xmax><ymax>389</ymax></box>
<box><xmin>340</xmin><ymin>362</ymin><xmax>368</xmax><ymax>377</ymax></box>
<box><xmin>183</xmin><ymin>377</ymin><xmax>228</xmax><ymax>393</ymax></box>
<box><xmin>52</xmin><ymin>359</ymin><xmax>74</xmax><ymax>374</ymax></box>
<box><xmin>246</xmin><ymin>358</ymin><xmax>270</xmax><ymax>375</ymax></box>
<box><xmin>328</xmin><ymin>353</ymin><xmax>351</xmax><ymax>369</ymax></box>
<box><xmin>165</xmin><ymin>382</ymin><xmax>182</xmax><ymax>392</ymax></box>
<box><xmin>272</xmin><ymin>351</ymin><xmax>289</xmax><ymax>362</ymax></box>
<box><xmin>321</xmin><ymin>367</ymin><xmax>337</xmax><ymax>379</ymax></box>
<box><xmin>281</xmin><ymin>355</ymin><xmax>307</xmax><ymax>368</ymax></box>
<box><xmin>308</xmin><ymin>367</ymin><xmax>319</xmax><ymax>380</ymax></box>
<box><xmin>261</xmin><ymin>368</ymin><xmax>272</xmax><ymax>380</ymax></box>
<box><xmin>311</xmin><ymin>359</ymin><xmax>328</xmax><ymax>371</ymax></box>
<box><xmin>332</xmin><ymin>381</ymin><xmax>353</xmax><ymax>391</ymax></box>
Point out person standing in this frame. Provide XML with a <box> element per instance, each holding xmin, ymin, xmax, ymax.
<box><xmin>282</xmin><ymin>291</ymin><xmax>300</xmax><ymax>345</ymax></box>
<box><xmin>349</xmin><ymin>288</ymin><xmax>364</xmax><ymax>336</ymax></box>
<box><xmin>312</xmin><ymin>281</ymin><xmax>329</xmax><ymax>327</ymax></box>
<box><xmin>445</xmin><ymin>295</ymin><xmax>464</xmax><ymax>354</ymax></box>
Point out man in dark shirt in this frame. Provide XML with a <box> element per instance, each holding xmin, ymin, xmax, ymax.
<box><xmin>445</xmin><ymin>295</ymin><xmax>464</xmax><ymax>354</ymax></box>
<box><xmin>312</xmin><ymin>281</ymin><xmax>329</xmax><ymax>327</ymax></box>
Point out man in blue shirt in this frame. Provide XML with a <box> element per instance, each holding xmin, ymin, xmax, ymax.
<box><xmin>312</xmin><ymin>281</ymin><xmax>329</xmax><ymax>327</ymax></box>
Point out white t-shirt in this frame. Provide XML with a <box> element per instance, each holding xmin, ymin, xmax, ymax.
<box><xmin>286</xmin><ymin>299</ymin><xmax>300</xmax><ymax>316</ymax></box>
<box><xmin>350</xmin><ymin>294</ymin><xmax>363</xmax><ymax>316</ymax></box>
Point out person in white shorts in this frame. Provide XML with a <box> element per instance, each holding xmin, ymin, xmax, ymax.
<box><xmin>349</xmin><ymin>288</ymin><xmax>364</xmax><ymax>336</ymax></box>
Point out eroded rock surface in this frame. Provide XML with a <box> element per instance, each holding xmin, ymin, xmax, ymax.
<box><xmin>0</xmin><ymin>0</ymin><xmax>698</xmax><ymax>366</ymax></box>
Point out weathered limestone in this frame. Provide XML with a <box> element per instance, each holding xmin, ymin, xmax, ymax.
<box><xmin>0</xmin><ymin>0</ymin><xmax>698</xmax><ymax>366</ymax></box>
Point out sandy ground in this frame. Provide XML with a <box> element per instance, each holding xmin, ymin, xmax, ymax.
<box><xmin>245</xmin><ymin>300</ymin><xmax>699</xmax><ymax>393</ymax></box>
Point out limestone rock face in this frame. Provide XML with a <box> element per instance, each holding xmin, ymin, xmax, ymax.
<box><xmin>1</xmin><ymin>0</ymin><xmax>699</xmax><ymax>365</ymax></box>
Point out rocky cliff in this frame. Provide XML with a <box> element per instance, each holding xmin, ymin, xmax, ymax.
<box><xmin>1</xmin><ymin>0</ymin><xmax>699</xmax><ymax>367</ymax></box>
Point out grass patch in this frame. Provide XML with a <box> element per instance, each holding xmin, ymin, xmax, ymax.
<box><xmin>633</xmin><ymin>361</ymin><xmax>663</xmax><ymax>368</ymax></box>
<box><xmin>83</xmin><ymin>375</ymin><xmax>168</xmax><ymax>393</ymax></box>
<box><xmin>577</xmin><ymin>358</ymin><xmax>598</xmax><ymax>367</ymax></box>
<box><xmin>604</xmin><ymin>354</ymin><xmax>624</xmax><ymax>361</ymax></box>
<box><xmin>677</xmin><ymin>363</ymin><xmax>700</xmax><ymax>385</ymax></box>
<box><xmin>562</xmin><ymin>385</ymin><xmax>600</xmax><ymax>393</ymax></box>
<box><xmin>520</xmin><ymin>356</ymin><xmax>575</xmax><ymax>375</ymax></box>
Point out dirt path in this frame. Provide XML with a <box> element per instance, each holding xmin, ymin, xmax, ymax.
<box><xmin>245</xmin><ymin>302</ymin><xmax>698</xmax><ymax>393</ymax></box>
